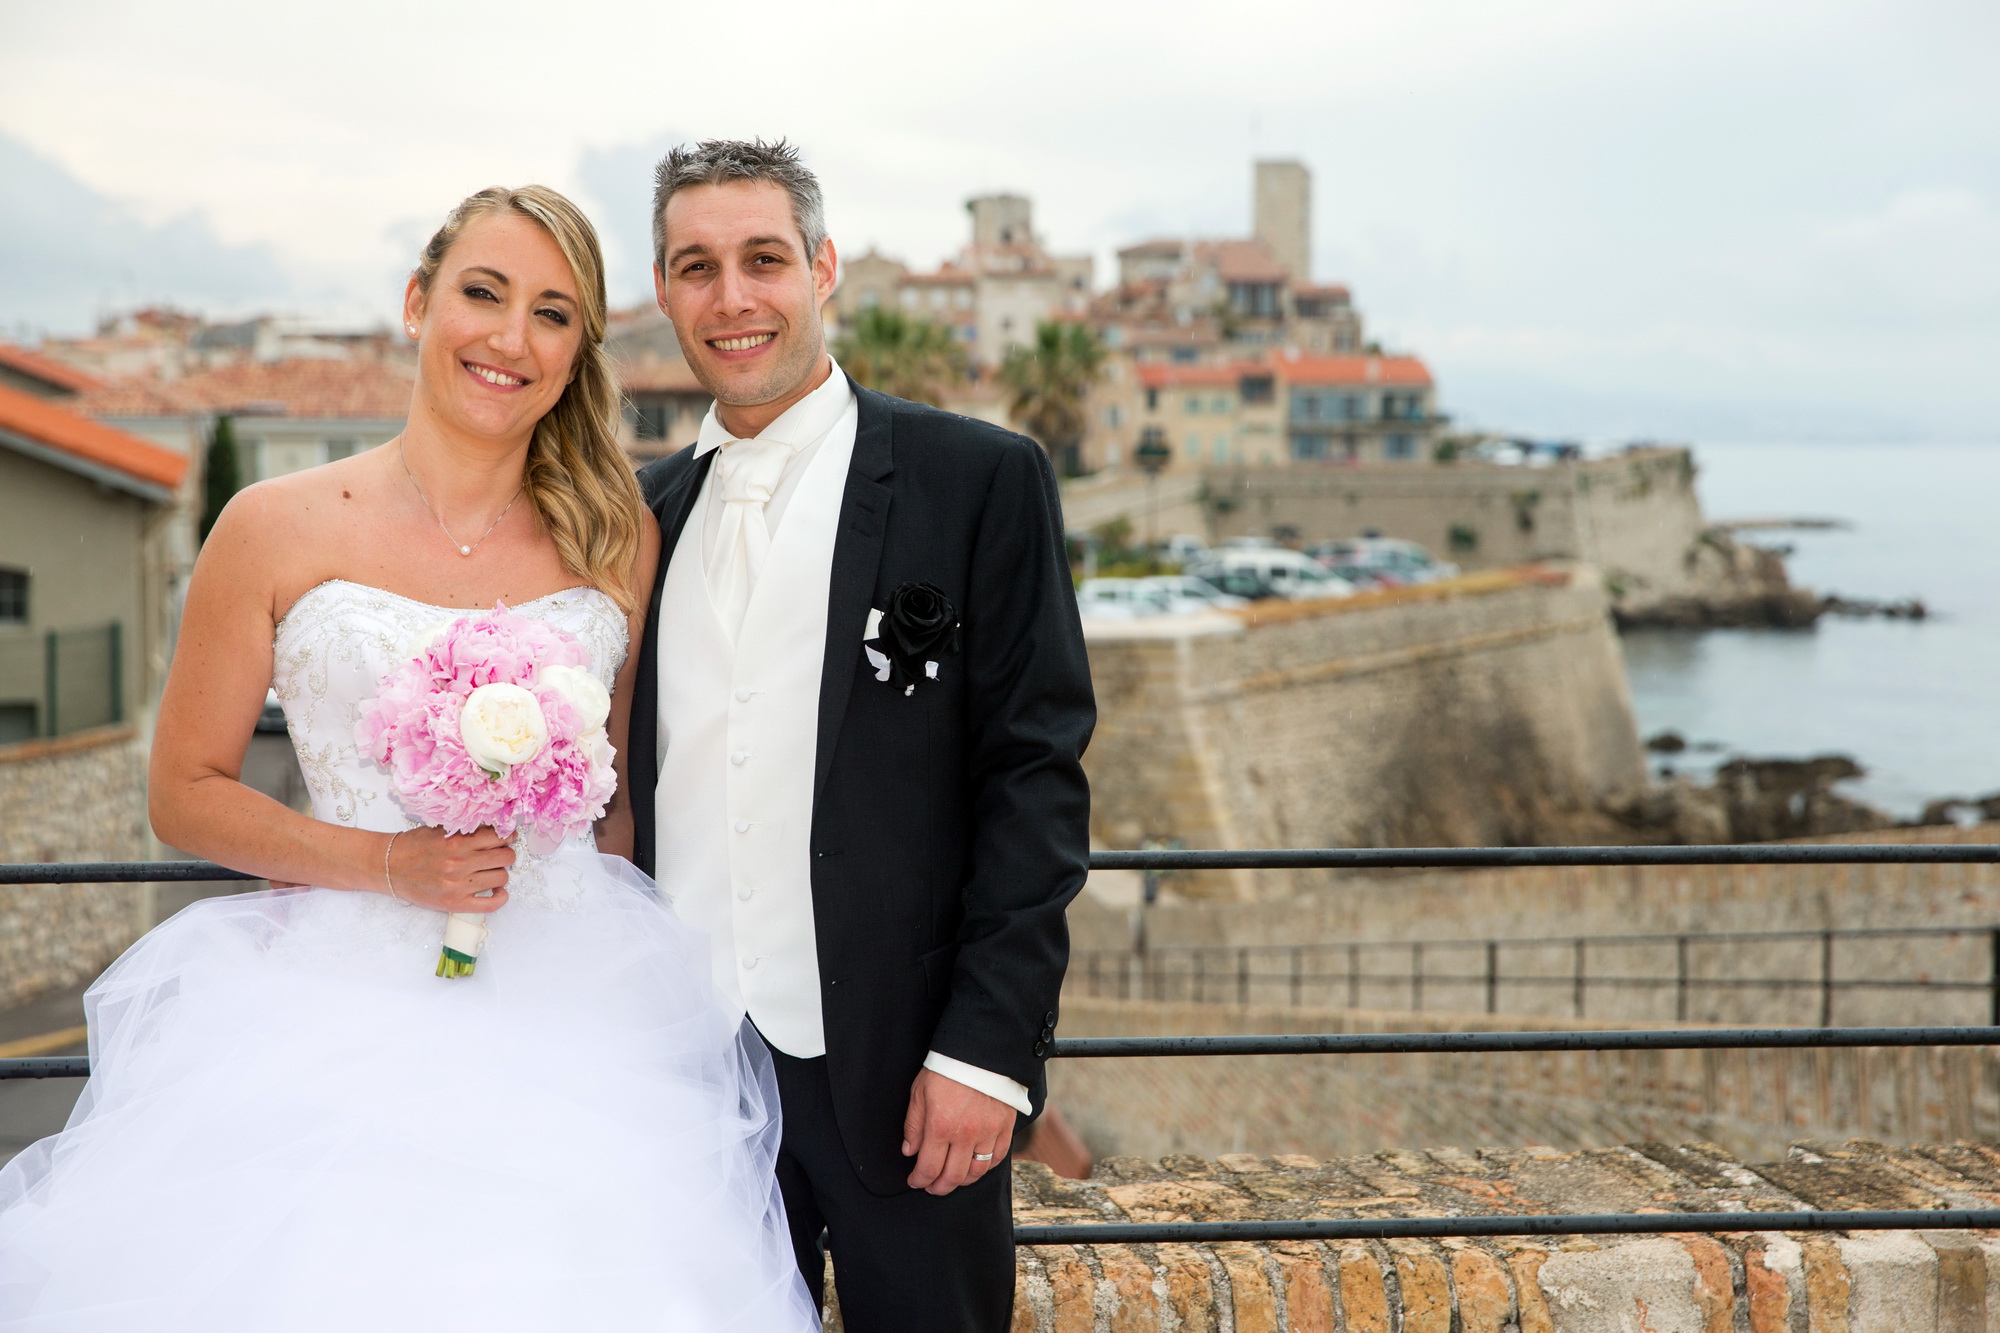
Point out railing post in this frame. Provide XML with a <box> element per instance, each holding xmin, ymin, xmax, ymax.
<box><xmin>1573</xmin><ymin>938</ymin><xmax>1586</xmax><ymax>1018</ymax></box>
<box><xmin>1347</xmin><ymin>943</ymin><xmax>1360</xmax><ymax>1010</ymax></box>
<box><xmin>1821</xmin><ymin>931</ymin><xmax>1835</xmax><ymax>1028</ymax></box>
<box><xmin>1676</xmin><ymin>936</ymin><xmax>1690</xmax><ymax>1022</ymax></box>
<box><xmin>1290</xmin><ymin>946</ymin><xmax>1302</xmax><ymax>1007</ymax></box>
<box><xmin>1990</xmin><ymin>930</ymin><xmax>2000</xmax><ymax>1026</ymax></box>
<box><xmin>1412</xmin><ymin>942</ymin><xmax>1424</xmax><ymax>1013</ymax></box>
<box><xmin>1195</xmin><ymin>950</ymin><xmax>1206</xmax><ymax>1004</ymax></box>
<box><xmin>108</xmin><ymin>620</ymin><xmax>123</xmax><ymax>725</ymax></box>
<box><xmin>43</xmin><ymin>630</ymin><xmax>57</xmax><ymax>738</ymax></box>
<box><xmin>1485</xmin><ymin>940</ymin><xmax>1499</xmax><ymax>1015</ymax></box>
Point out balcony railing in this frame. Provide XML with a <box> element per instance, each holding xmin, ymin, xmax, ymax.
<box><xmin>5</xmin><ymin>842</ymin><xmax>2000</xmax><ymax>1242</ymax></box>
<box><xmin>1075</xmin><ymin>923</ymin><xmax>2000</xmax><ymax>1026</ymax></box>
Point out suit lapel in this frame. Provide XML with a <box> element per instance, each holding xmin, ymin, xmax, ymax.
<box><xmin>631</xmin><ymin>447</ymin><xmax>715</xmax><ymax>877</ymax></box>
<box><xmin>814</xmin><ymin>383</ymin><xmax>895</xmax><ymax>808</ymax></box>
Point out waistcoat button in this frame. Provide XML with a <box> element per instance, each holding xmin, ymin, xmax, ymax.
<box><xmin>734</xmin><ymin>688</ymin><xmax>752</xmax><ymax>702</ymax></box>
<box><xmin>734</xmin><ymin>819</ymin><xmax>751</xmax><ymax>833</ymax></box>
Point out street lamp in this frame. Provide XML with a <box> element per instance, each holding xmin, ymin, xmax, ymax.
<box><xmin>1135</xmin><ymin>428</ymin><xmax>1172</xmax><ymax>550</ymax></box>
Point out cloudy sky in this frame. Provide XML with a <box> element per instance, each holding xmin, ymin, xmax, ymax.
<box><xmin>2</xmin><ymin>0</ymin><xmax>1993</xmax><ymax>441</ymax></box>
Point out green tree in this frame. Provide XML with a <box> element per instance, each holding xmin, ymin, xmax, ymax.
<box><xmin>199</xmin><ymin>415</ymin><xmax>242</xmax><ymax>544</ymax></box>
<box><xmin>831</xmin><ymin>307</ymin><xmax>968</xmax><ymax>407</ymax></box>
<box><xmin>998</xmin><ymin>321</ymin><xmax>1105</xmax><ymax>477</ymax></box>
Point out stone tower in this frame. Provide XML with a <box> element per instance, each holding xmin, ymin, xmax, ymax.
<box><xmin>966</xmin><ymin>194</ymin><xmax>1036</xmax><ymax>251</ymax></box>
<box><xmin>1253</xmin><ymin>160</ymin><xmax>1311</xmax><ymax>281</ymax></box>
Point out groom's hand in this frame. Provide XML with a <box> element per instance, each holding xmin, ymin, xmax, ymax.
<box><xmin>902</xmin><ymin>1068</ymin><xmax>1015</xmax><ymax>1195</ymax></box>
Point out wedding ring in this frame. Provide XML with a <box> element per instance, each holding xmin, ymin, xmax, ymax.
<box><xmin>973</xmin><ymin>1152</ymin><xmax>995</xmax><ymax>1162</ymax></box>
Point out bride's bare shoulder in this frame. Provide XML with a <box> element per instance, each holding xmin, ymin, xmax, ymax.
<box><xmin>195</xmin><ymin>452</ymin><xmax>392</xmax><ymax>617</ymax></box>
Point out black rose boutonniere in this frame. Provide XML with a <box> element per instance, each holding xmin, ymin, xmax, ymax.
<box><xmin>863</xmin><ymin>581</ymin><xmax>960</xmax><ymax>696</ymax></box>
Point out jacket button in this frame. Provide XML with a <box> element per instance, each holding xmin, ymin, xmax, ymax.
<box><xmin>735</xmin><ymin>688</ymin><xmax>752</xmax><ymax>702</ymax></box>
<box><xmin>1044</xmin><ymin>1011</ymin><xmax>1058</xmax><ymax>1025</ymax></box>
<box><xmin>1040</xmin><ymin>1027</ymin><xmax>1054</xmax><ymax>1042</ymax></box>
<box><xmin>731</xmin><ymin>751</ymin><xmax>747</xmax><ymax>765</ymax></box>
<box><xmin>734</xmin><ymin>819</ymin><xmax>751</xmax><ymax>833</ymax></box>
<box><xmin>1033</xmin><ymin>1040</ymin><xmax>1047</xmax><ymax>1058</ymax></box>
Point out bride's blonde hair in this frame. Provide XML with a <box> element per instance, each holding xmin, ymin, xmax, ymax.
<box><xmin>412</xmin><ymin>186</ymin><xmax>646</xmax><ymax>612</ymax></box>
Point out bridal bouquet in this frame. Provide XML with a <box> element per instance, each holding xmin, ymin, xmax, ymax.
<box><xmin>356</xmin><ymin>604</ymin><xmax>616</xmax><ymax>978</ymax></box>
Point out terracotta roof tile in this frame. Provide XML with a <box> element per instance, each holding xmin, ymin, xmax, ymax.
<box><xmin>0</xmin><ymin>343</ymin><xmax>101</xmax><ymax>394</ymax></box>
<box><xmin>75</xmin><ymin>375</ymin><xmax>203</xmax><ymax>418</ymax></box>
<box><xmin>1137</xmin><ymin>362</ymin><xmax>1268</xmax><ymax>390</ymax></box>
<box><xmin>0</xmin><ymin>381</ymin><xmax>187</xmax><ymax>495</ymax></box>
<box><xmin>180</xmin><ymin>358</ymin><xmax>414</xmax><ymax>419</ymax></box>
<box><xmin>1277</xmin><ymin>351</ymin><xmax>1432</xmax><ymax>387</ymax></box>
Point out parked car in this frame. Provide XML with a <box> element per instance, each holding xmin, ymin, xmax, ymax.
<box><xmin>1307</xmin><ymin>538</ymin><xmax>1458</xmax><ymax>587</ymax></box>
<box><xmin>1136</xmin><ymin>575</ymin><xmax>1248</xmax><ymax>614</ymax></box>
<box><xmin>1188</xmin><ymin>567</ymin><xmax>1284</xmax><ymax>601</ymax></box>
<box><xmin>1158</xmin><ymin>534</ymin><xmax>1209</xmax><ymax>566</ymax></box>
<box><xmin>1076</xmin><ymin>578</ymin><xmax>1173</xmax><ymax>620</ymax></box>
<box><xmin>1188</xmin><ymin>549</ymin><xmax>1355</xmax><ymax>601</ymax></box>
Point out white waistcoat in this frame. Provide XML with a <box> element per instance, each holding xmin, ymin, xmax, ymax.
<box><xmin>653</xmin><ymin>407</ymin><xmax>855</xmax><ymax>1058</ymax></box>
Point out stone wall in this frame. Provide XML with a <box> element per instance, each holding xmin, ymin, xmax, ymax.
<box><xmin>1083</xmin><ymin>567</ymin><xmax>1647</xmax><ymax>897</ymax></box>
<box><xmin>1058</xmin><ymin>449</ymin><xmax>1809</xmax><ymax>624</ymax></box>
<box><xmin>982</xmin><ymin>1142</ymin><xmax>2000</xmax><ymax>1332</ymax></box>
<box><xmin>1046</xmin><ymin>996</ymin><xmax>2000</xmax><ymax>1164</ymax></box>
<box><xmin>0</xmin><ymin>726</ymin><xmax>151</xmax><ymax>1007</ymax></box>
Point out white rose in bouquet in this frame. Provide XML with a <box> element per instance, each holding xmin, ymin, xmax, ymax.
<box><xmin>538</xmin><ymin>664</ymin><xmax>611</xmax><ymax>732</ymax></box>
<box><xmin>460</xmin><ymin>683</ymin><xmax>548</xmax><ymax>775</ymax></box>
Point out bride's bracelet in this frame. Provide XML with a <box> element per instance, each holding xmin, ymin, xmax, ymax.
<box><xmin>383</xmin><ymin>831</ymin><xmax>404</xmax><ymax>902</ymax></box>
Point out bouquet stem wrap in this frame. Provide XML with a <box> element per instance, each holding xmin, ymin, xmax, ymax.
<box><xmin>356</xmin><ymin>604</ymin><xmax>617</xmax><ymax>981</ymax></box>
<box><xmin>436</xmin><ymin>912</ymin><xmax>490</xmax><ymax>979</ymax></box>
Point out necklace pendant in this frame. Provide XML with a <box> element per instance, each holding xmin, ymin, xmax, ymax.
<box><xmin>459</xmin><ymin>545</ymin><xmax>472</xmax><ymax>556</ymax></box>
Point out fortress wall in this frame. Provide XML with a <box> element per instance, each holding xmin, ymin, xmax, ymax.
<box><xmin>1082</xmin><ymin>566</ymin><xmax>1648</xmax><ymax>900</ymax></box>
<box><xmin>1060</xmin><ymin>449</ymin><xmax>1725</xmax><ymax>610</ymax></box>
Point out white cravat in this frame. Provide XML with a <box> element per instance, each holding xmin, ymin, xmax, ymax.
<box><xmin>705</xmin><ymin>436</ymin><xmax>797</xmax><ymax>642</ymax></box>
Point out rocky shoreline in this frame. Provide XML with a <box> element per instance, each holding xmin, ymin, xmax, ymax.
<box><xmin>1610</xmin><ymin>525</ymin><xmax>1926</xmax><ymax>629</ymax></box>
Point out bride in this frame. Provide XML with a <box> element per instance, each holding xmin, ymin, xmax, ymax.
<box><xmin>0</xmin><ymin>186</ymin><xmax>822</xmax><ymax>1330</ymax></box>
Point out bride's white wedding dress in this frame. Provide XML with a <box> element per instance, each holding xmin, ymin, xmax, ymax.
<box><xmin>0</xmin><ymin>580</ymin><xmax>821</xmax><ymax>1331</ymax></box>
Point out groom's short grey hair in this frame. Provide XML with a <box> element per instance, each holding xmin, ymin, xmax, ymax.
<box><xmin>651</xmin><ymin>139</ymin><xmax>828</xmax><ymax>271</ymax></box>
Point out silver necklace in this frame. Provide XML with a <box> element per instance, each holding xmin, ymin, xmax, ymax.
<box><xmin>399</xmin><ymin>443</ymin><xmax>523</xmax><ymax>558</ymax></box>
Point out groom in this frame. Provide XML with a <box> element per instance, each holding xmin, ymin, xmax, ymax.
<box><xmin>627</xmin><ymin>139</ymin><xmax>1095</xmax><ymax>1330</ymax></box>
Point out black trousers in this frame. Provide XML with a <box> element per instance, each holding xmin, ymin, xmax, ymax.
<box><xmin>763</xmin><ymin>1042</ymin><xmax>1015</xmax><ymax>1332</ymax></box>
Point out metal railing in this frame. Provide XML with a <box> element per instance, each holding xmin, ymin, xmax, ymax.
<box><xmin>6</xmin><ymin>843</ymin><xmax>2000</xmax><ymax>1244</ymax></box>
<box><xmin>1076</xmin><ymin>924</ymin><xmax>2000</xmax><ymax>1026</ymax></box>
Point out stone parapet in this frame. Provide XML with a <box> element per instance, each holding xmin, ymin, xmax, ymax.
<box><xmin>990</xmin><ymin>1140</ymin><xmax>2000</xmax><ymax>1331</ymax></box>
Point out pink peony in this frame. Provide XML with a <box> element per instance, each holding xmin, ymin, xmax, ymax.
<box><xmin>355</xmin><ymin>603</ymin><xmax>617</xmax><ymax>853</ymax></box>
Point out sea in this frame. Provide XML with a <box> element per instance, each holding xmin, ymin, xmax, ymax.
<box><xmin>1620</xmin><ymin>440</ymin><xmax>2000</xmax><ymax>820</ymax></box>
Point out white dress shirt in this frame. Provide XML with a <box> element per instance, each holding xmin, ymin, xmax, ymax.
<box><xmin>671</xmin><ymin>361</ymin><xmax>1031</xmax><ymax>1116</ymax></box>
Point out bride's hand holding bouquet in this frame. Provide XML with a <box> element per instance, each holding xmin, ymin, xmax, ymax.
<box><xmin>358</xmin><ymin>603</ymin><xmax>617</xmax><ymax>977</ymax></box>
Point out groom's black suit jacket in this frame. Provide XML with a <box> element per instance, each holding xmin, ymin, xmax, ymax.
<box><xmin>629</xmin><ymin>379</ymin><xmax>1095</xmax><ymax>1195</ymax></box>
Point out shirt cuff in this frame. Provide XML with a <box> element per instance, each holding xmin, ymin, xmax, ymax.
<box><xmin>923</xmin><ymin>1050</ymin><xmax>1033</xmax><ymax>1116</ymax></box>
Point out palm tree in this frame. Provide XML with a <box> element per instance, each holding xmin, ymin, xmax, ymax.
<box><xmin>831</xmin><ymin>308</ymin><xmax>968</xmax><ymax>407</ymax></box>
<box><xmin>998</xmin><ymin>321</ymin><xmax>1105</xmax><ymax>477</ymax></box>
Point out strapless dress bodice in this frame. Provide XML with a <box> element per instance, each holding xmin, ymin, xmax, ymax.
<box><xmin>271</xmin><ymin>579</ymin><xmax>629</xmax><ymax>835</ymax></box>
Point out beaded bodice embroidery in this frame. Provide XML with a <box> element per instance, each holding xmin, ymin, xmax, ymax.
<box><xmin>271</xmin><ymin>579</ymin><xmax>628</xmax><ymax>841</ymax></box>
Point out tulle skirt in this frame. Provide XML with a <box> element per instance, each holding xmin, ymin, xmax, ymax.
<box><xmin>0</xmin><ymin>850</ymin><xmax>820</xmax><ymax>1331</ymax></box>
